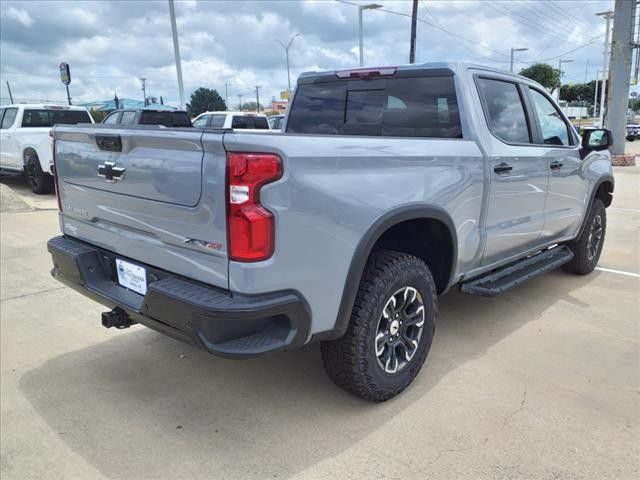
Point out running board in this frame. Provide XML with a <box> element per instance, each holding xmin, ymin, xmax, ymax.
<box><xmin>460</xmin><ymin>246</ymin><xmax>574</xmax><ymax>297</ymax></box>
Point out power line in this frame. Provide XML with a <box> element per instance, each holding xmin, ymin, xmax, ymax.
<box><xmin>480</xmin><ymin>1</ymin><xmax>595</xmax><ymax>46</ymax></box>
<box><xmin>336</xmin><ymin>0</ymin><xmax>511</xmax><ymax>63</ymax></box>
<box><xmin>533</xmin><ymin>0</ymin><xmax>592</xmax><ymax>58</ymax></box>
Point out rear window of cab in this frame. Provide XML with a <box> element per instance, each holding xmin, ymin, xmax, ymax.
<box><xmin>21</xmin><ymin>109</ymin><xmax>91</xmax><ymax>127</ymax></box>
<box><xmin>286</xmin><ymin>76</ymin><xmax>461</xmax><ymax>138</ymax></box>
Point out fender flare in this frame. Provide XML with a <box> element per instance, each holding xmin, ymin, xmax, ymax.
<box><xmin>328</xmin><ymin>204</ymin><xmax>458</xmax><ymax>340</ymax></box>
<box><xmin>575</xmin><ymin>175</ymin><xmax>614</xmax><ymax>240</ymax></box>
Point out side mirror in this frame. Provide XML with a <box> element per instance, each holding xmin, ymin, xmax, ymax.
<box><xmin>581</xmin><ymin>128</ymin><xmax>611</xmax><ymax>151</ymax></box>
<box><xmin>580</xmin><ymin>128</ymin><xmax>611</xmax><ymax>160</ymax></box>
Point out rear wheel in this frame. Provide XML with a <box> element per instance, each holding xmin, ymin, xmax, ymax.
<box><xmin>562</xmin><ymin>198</ymin><xmax>606</xmax><ymax>275</ymax></box>
<box><xmin>25</xmin><ymin>152</ymin><xmax>53</xmax><ymax>194</ymax></box>
<box><xmin>321</xmin><ymin>250</ymin><xmax>437</xmax><ymax>402</ymax></box>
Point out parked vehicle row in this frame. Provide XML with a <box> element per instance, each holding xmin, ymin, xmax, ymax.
<box><xmin>47</xmin><ymin>62</ymin><xmax>613</xmax><ymax>401</ymax></box>
<box><xmin>0</xmin><ymin>104</ymin><xmax>93</xmax><ymax>193</ymax></box>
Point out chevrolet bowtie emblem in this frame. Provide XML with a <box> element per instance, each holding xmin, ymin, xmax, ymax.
<box><xmin>97</xmin><ymin>162</ymin><xmax>126</xmax><ymax>182</ymax></box>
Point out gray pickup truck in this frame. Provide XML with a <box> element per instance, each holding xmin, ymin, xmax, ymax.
<box><xmin>48</xmin><ymin>63</ymin><xmax>613</xmax><ymax>401</ymax></box>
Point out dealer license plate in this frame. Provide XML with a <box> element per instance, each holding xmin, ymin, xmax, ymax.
<box><xmin>115</xmin><ymin>259</ymin><xmax>147</xmax><ymax>295</ymax></box>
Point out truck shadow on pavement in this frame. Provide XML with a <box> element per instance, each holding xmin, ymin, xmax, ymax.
<box><xmin>19</xmin><ymin>270</ymin><xmax>597</xmax><ymax>479</ymax></box>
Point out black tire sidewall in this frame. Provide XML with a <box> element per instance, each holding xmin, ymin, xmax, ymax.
<box><xmin>25</xmin><ymin>154</ymin><xmax>52</xmax><ymax>194</ymax></box>
<box><xmin>582</xmin><ymin>199</ymin><xmax>606</xmax><ymax>270</ymax></box>
<box><xmin>356</xmin><ymin>254</ymin><xmax>436</xmax><ymax>396</ymax></box>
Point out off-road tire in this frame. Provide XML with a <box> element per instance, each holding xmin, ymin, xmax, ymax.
<box><xmin>562</xmin><ymin>198</ymin><xmax>606</xmax><ymax>275</ymax></box>
<box><xmin>321</xmin><ymin>250</ymin><xmax>437</xmax><ymax>402</ymax></box>
<box><xmin>25</xmin><ymin>152</ymin><xmax>53</xmax><ymax>194</ymax></box>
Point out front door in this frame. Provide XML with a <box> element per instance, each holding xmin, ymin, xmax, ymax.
<box><xmin>525</xmin><ymin>87</ymin><xmax>588</xmax><ymax>240</ymax></box>
<box><xmin>475</xmin><ymin>76</ymin><xmax>549</xmax><ymax>266</ymax></box>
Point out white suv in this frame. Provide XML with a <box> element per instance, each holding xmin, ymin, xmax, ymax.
<box><xmin>192</xmin><ymin>111</ymin><xmax>271</xmax><ymax>131</ymax></box>
<box><xmin>0</xmin><ymin>104</ymin><xmax>94</xmax><ymax>193</ymax></box>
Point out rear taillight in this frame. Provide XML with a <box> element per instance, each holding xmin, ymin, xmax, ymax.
<box><xmin>50</xmin><ymin>129</ymin><xmax>62</xmax><ymax>212</ymax></box>
<box><xmin>226</xmin><ymin>152</ymin><xmax>282</xmax><ymax>262</ymax></box>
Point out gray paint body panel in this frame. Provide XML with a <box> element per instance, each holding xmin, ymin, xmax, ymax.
<box><xmin>53</xmin><ymin>62</ymin><xmax>613</xmax><ymax>342</ymax></box>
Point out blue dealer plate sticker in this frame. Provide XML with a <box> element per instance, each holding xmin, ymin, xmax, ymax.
<box><xmin>115</xmin><ymin>259</ymin><xmax>147</xmax><ymax>295</ymax></box>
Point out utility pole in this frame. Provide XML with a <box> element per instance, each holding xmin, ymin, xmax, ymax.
<box><xmin>509</xmin><ymin>47</ymin><xmax>529</xmax><ymax>73</ymax></box>
<box><xmin>557</xmin><ymin>58</ymin><xmax>574</xmax><ymax>102</ymax></box>
<box><xmin>225</xmin><ymin>82</ymin><xmax>229</xmax><ymax>110</ymax></box>
<box><xmin>140</xmin><ymin>78</ymin><xmax>147</xmax><ymax>106</ymax></box>
<box><xmin>409</xmin><ymin>0</ymin><xmax>418</xmax><ymax>63</ymax></box>
<box><xmin>6</xmin><ymin>81</ymin><xmax>14</xmax><ymax>104</ymax></box>
<box><xmin>605</xmin><ymin>0</ymin><xmax>635</xmax><ymax>156</ymax></box>
<box><xmin>238</xmin><ymin>94</ymin><xmax>243</xmax><ymax>111</ymax></box>
<box><xmin>168</xmin><ymin>0</ymin><xmax>185</xmax><ymax>109</ymax></box>
<box><xmin>593</xmin><ymin>69</ymin><xmax>602</xmax><ymax>120</ymax></box>
<box><xmin>255</xmin><ymin>86</ymin><xmax>261</xmax><ymax>112</ymax></box>
<box><xmin>596</xmin><ymin>10</ymin><xmax>614</xmax><ymax>127</ymax></box>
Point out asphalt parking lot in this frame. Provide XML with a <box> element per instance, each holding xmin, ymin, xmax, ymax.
<box><xmin>1</xmin><ymin>163</ymin><xmax>638</xmax><ymax>479</ymax></box>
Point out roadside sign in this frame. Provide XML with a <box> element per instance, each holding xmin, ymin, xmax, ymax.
<box><xmin>631</xmin><ymin>91</ymin><xmax>637</xmax><ymax>98</ymax></box>
<box><xmin>59</xmin><ymin>62</ymin><xmax>71</xmax><ymax>85</ymax></box>
<box><xmin>280</xmin><ymin>90</ymin><xmax>291</xmax><ymax>100</ymax></box>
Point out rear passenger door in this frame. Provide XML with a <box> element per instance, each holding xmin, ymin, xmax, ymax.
<box><xmin>475</xmin><ymin>76</ymin><xmax>548</xmax><ymax>266</ymax></box>
<box><xmin>525</xmin><ymin>87</ymin><xmax>587</xmax><ymax>239</ymax></box>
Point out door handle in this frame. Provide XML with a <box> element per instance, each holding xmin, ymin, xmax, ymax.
<box><xmin>550</xmin><ymin>161</ymin><xmax>563</xmax><ymax>170</ymax></box>
<box><xmin>493</xmin><ymin>162</ymin><xmax>513</xmax><ymax>174</ymax></box>
<box><xmin>95</xmin><ymin>135</ymin><xmax>122</xmax><ymax>152</ymax></box>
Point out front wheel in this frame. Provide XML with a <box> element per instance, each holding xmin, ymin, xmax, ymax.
<box><xmin>562</xmin><ymin>198</ymin><xmax>606</xmax><ymax>275</ymax></box>
<box><xmin>321</xmin><ymin>250</ymin><xmax>437</xmax><ymax>402</ymax></box>
<box><xmin>25</xmin><ymin>153</ymin><xmax>53</xmax><ymax>194</ymax></box>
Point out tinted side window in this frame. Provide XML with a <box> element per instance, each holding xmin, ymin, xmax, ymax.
<box><xmin>287</xmin><ymin>76</ymin><xmax>462</xmax><ymax>138</ymax></box>
<box><xmin>253</xmin><ymin>117</ymin><xmax>269</xmax><ymax>129</ymax></box>
<box><xmin>103</xmin><ymin>112</ymin><xmax>120</xmax><ymax>124</ymax></box>
<box><xmin>528</xmin><ymin>88</ymin><xmax>572</xmax><ymax>146</ymax></box>
<box><xmin>1</xmin><ymin>108</ymin><xmax>18</xmax><ymax>129</ymax></box>
<box><xmin>476</xmin><ymin>78</ymin><xmax>530</xmax><ymax>144</ymax></box>
<box><xmin>120</xmin><ymin>111</ymin><xmax>136</xmax><ymax>125</ymax></box>
<box><xmin>211</xmin><ymin>114</ymin><xmax>225</xmax><ymax>128</ymax></box>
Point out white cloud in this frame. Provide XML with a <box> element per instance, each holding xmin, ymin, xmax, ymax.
<box><xmin>0</xmin><ymin>0</ymin><xmax>616</xmax><ymax>106</ymax></box>
<box><xmin>6</xmin><ymin>6</ymin><xmax>33</xmax><ymax>27</ymax></box>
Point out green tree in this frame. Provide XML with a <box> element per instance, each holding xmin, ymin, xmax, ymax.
<box><xmin>629</xmin><ymin>98</ymin><xmax>640</xmax><ymax>112</ymax></box>
<box><xmin>519</xmin><ymin>63</ymin><xmax>561</xmax><ymax>93</ymax></box>
<box><xmin>186</xmin><ymin>88</ymin><xmax>226</xmax><ymax>117</ymax></box>
<box><xmin>89</xmin><ymin>109</ymin><xmax>107</xmax><ymax>123</ymax></box>
<box><xmin>239</xmin><ymin>101</ymin><xmax>258</xmax><ymax>111</ymax></box>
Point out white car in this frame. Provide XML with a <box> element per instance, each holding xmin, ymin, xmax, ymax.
<box><xmin>192</xmin><ymin>111</ymin><xmax>271</xmax><ymax>131</ymax></box>
<box><xmin>0</xmin><ymin>104</ymin><xmax>94</xmax><ymax>193</ymax></box>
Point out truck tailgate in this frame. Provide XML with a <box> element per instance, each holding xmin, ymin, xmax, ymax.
<box><xmin>54</xmin><ymin>125</ymin><xmax>229</xmax><ymax>290</ymax></box>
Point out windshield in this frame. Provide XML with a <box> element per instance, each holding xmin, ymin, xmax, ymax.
<box><xmin>21</xmin><ymin>109</ymin><xmax>92</xmax><ymax>127</ymax></box>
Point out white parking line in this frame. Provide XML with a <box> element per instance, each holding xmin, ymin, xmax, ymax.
<box><xmin>610</xmin><ymin>208</ymin><xmax>640</xmax><ymax>213</ymax></box>
<box><xmin>595</xmin><ymin>267</ymin><xmax>640</xmax><ymax>278</ymax></box>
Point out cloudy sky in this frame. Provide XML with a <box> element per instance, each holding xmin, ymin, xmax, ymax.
<box><xmin>0</xmin><ymin>0</ymin><xmax>624</xmax><ymax>108</ymax></box>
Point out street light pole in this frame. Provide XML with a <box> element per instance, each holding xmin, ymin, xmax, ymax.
<box><xmin>168</xmin><ymin>0</ymin><xmax>185</xmax><ymax>109</ymax></box>
<box><xmin>276</xmin><ymin>34</ymin><xmax>300</xmax><ymax>95</ymax></box>
<box><xmin>509</xmin><ymin>47</ymin><xmax>528</xmax><ymax>73</ymax></box>
<box><xmin>358</xmin><ymin>4</ymin><xmax>383</xmax><ymax>67</ymax></box>
<box><xmin>596</xmin><ymin>10</ymin><xmax>614</xmax><ymax>127</ymax></box>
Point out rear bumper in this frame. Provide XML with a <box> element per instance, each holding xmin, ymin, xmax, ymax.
<box><xmin>47</xmin><ymin>235</ymin><xmax>310</xmax><ymax>358</ymax></box>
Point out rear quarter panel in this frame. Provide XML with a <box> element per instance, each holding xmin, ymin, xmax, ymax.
<box><xmin>222</xmin><ymin>132</ymin><xmax>485</xmax><ymax>336</ymax></box>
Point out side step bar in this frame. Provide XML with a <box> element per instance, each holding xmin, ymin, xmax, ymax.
<box><xmin>460</xmin><ymin>245</ymin><xmax>574</xmax><ymax>297</ymax></box>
